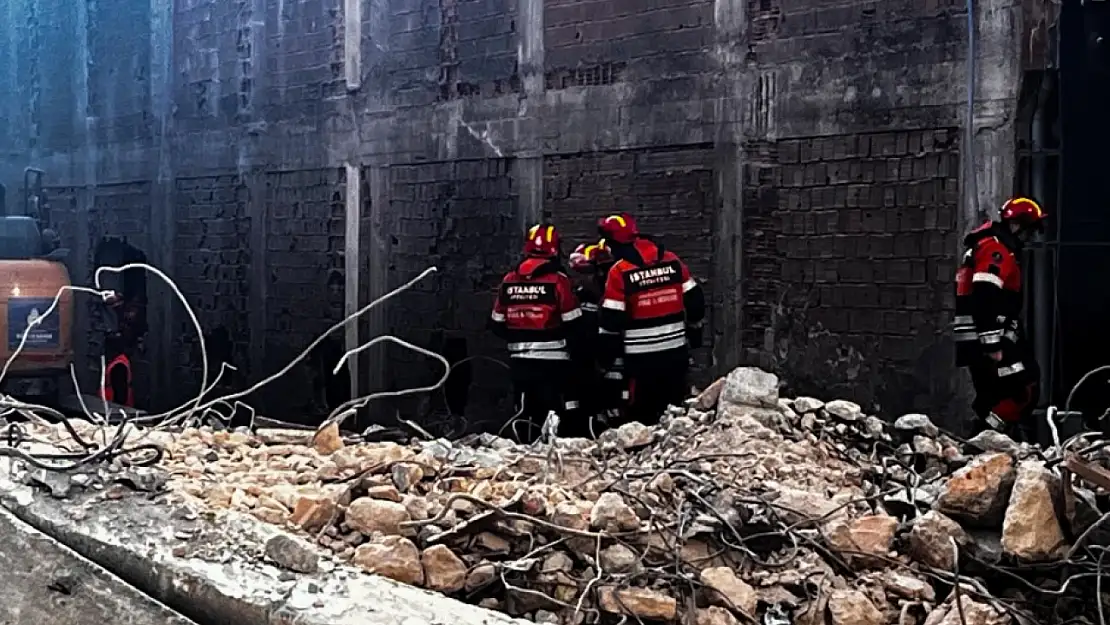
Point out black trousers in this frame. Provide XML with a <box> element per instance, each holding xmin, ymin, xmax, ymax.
<box><xmin>625</xmin><ymin>350</ymin><xmax>689</xmax><ymax>427</ymax></box>
<box><xmin>506</xmin><ymin>360</ymin><xmax>569</xmax><ymax>443</ymax></box>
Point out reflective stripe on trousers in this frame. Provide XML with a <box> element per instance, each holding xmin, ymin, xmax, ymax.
<box><xmin>623</xmin><ymin>322</ymin><xmax>686</xmax><ymax>354</ymax></box>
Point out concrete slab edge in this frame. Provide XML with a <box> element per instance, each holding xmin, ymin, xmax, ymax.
<box><xmin>1</xmin><ymin>483</ymin><xmax>528</xmax><ymax>625</ymax></box>
<box><xmin>0</xmin><ymin>504</ymin><xmax>198</xmax><ymax>625</ymax></box>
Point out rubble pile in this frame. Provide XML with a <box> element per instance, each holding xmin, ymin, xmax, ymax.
<box><xmin>14</xmin><ymin>366</ymin><xmax>1110</xmax><ymax>624</ymax></box>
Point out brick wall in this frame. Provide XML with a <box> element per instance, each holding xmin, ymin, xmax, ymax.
<box><xmin>388</xmin><ymin>0</ymin><xmax>519</xmax><ymax>106</ymax></box>
<box><xmin>30</xmin><ymin>0</ymin><xmax>79</xmax><ymax>153</ymax></box>
<box><xmin>384</xmin><ymin>158</ymin><xmax>517</xmax><ymax>426</ymax></box>
<box><xmin>742</xmin><ymin>129</ymin><xmax>961</xmax><ymax>415</ymax></box>
<box><xmin>544</xmin><ymin>0</ymin><xmax>713</xmax><ymax>84</ymax></box>
<box><xmin>262</xmin><ymin>168</ymin><xmax>347</xmax><ymax>418</ymax></box>
<box><xmin>172</xmin><ymin>175</ymin><xmax>252</xmax><ymax>407</ymax></box>
<box><xmin>544</xmin><ymin>145</ymin><xmax>716</xmax><ymax>384</ymax></box>
<box><xmin>88</xmin><ymin>0</ymin><xmax>152</xmax><ymax>144</ymax></box>
<box><xmin>266</xmin><ymin>0</ymin><xmax>345</xmax><ymax>115</ymax></box>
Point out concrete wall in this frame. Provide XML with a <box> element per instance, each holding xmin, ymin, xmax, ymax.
<box><xmin>0</xmin><ymin>0</ymin><xmax>1035</xmax><ymax>421</ymax></box>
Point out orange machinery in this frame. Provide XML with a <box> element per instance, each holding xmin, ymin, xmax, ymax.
<box><xmin>0</xmin><ymin>169</ymin><xmax>74</xmax><ymax>400</ymax></box>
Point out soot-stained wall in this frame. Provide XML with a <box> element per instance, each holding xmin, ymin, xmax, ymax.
<box><xmin>0</xmin><ymin>0</ymin><xmax>1039</xmax><ymax>424</ymax></box>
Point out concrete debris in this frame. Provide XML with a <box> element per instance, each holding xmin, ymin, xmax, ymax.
<box><xmin>1001</xmin><ymin>461</ymin><xmax>1066</xmax><ymax>561</ymax></box>
<box><xmin>936</xmin><ymin>452</ymin><xmax>1016</xmax><ymax>527</ymax></box>
<box><xmin>8</xmin><ymin>365</ymin><xmax>1110</xmax><ymax>625</ymax></box>
<box><xmin>264</xmin><ymin>534</ymin><xmax>319</xmax><ymax>573</ymax></box>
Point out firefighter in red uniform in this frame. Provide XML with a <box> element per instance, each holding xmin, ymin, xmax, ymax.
<box><xmin>489</xmin><ymin>224</ymin><xmax>584</xmax><ymax>442</ymax></box>
<box><xmin>596</xmin><ymin>213</ymin><xmax>706</xmax><ymax>426</ymax></box>
<box><xmin>568</xmin><ymin>239</ymin><xmax>623</xmax><ymax>433</ymax></box>
<box><xmin>953</xmin><ymin>197</ymin><xmax>1046</xmax><ymax>441</ymax></box>
<box><xmin>100</xmin><ymin>332</ymin><xmax>134</xmax><ymax>407</ymax></box>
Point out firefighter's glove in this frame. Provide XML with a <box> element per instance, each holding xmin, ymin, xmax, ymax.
<box><xmin>686</xmin><ymin>323</ymin><xmax>704</xmax><ymax>349</ymax></box>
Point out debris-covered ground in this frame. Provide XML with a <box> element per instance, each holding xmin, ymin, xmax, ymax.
<box><xmin>14</xmin><ymin>366</ymin><xmax>1110</xmax><ymax>625</ymax></box>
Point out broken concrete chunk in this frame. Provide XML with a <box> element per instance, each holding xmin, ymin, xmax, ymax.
<box><xmin>772</xmin><ymin>487</ymin><xmax>850</xmax><ymax>527</ymax></box>
<box><xmin>824</xmin><ymin>400</ymin><xmax>862</xmax><ymax>422</ymax></box>
<box><xmin>880</xmin><ymin>570</ymin><xmax>935</xmax><ymax>601</ymax></box>
<box><xmin>599</xmin><ymin>422</ymin><xmax>654</xmax><ymax>450</ymax></box>
<box><xmin>421</xmin><ymin>544</ymin><xmax>467</xmax><ymax>592</ymax></box>
<box><xmin>824</xmin><ymin>514</ymin><xmax>897</xmax><ymax>568</ymax></box>
<box><xmin>967</xmin><ymin>430</ymin><xmax>1020</xmax><ymax>455</ymax></box>
<box><xmin>793</xmin><ymin>396</ymin><xmax>824</xmax><ymax>413</ymax></box>
<box><xmin>694</xmin><ymin>377</ymin><xmax>726</xmax><ymax>411</ymax></box>
<box><xmin>351</xmin><ymin>535</ymin><xmax>424</xmax><ymax>585</ymax></box>
<box><xmin>700</xmin><ymin>566</ymin><xmax>758</xmax><ymax>617</ymax></box>
<box><xmin>599</xmin><ymin>543</ymin><xmax>639</xmax><ymax>574</ymax></box>
<box><xmin>589</xmin><ymin>492</ymin><xmax>640</xmax><ymax>532</ymax></box>
<box><xmin>391</xmin><ymin>463</ymin><xmax>425</xmax><ymax>492</ymax></box>
<box><xmin>695</xmin><ymin>606</ymin><xmax>740</xmax><ymax>625</ymax></box>
<box><xmin>924</xmin><ymin>597</ymin><xmax>1009</xmax><ymax>625</ymax></box>
<box><xmin>894</xmin><ymin>413</ymin><xmax>939</xmax><ymax>437</ymax></box>
<box><xmin>465</xmin><ymin>563</ymin><xmax>497</xmax><ymax>591</ymax></box>
<box><xmin>936</xmin><ymin>452</ymin><xmax>1015</xmax><ymax>527</ymax></box>
<box><xmin>366</xmin><ymin>484</ymin><xmax>403</xmax><ymax>502</ymax></box>
<box><xmin>827</xmin><ymin>589</ymin><xmax>883</xmax><ymax>625</ymax></box>
<box><xmin>312</xmin><ymin>422</ymin><xmax>344</xmax><ymax>455</ymax></box>
<box><xmin>719</xmin><ymin>366</ymin><xmax>779</xmax><ymax>409</ymax></box>
<box><xmin>1001</xmin><ymin>461</ymin><xmax>1067</xmax><ymax>561</ymax></box>
<box><xmin>907</xmin><ymin>510</ymin><xmax>970</xmax><ymax>570</ymax></box>
<box><xmin>345</xmin><ymin>496</ymin><xmax>411</xmax><ymax>535</ymax></box>
<box><xmin>264</xmin><ymin>534</ymin><xmax>319</xmax><ymax>574</ymax></box>
<box><xmin>598</xmin><ymin>587</ymin><xmax>677</xmax><ymax>620</ymax></box>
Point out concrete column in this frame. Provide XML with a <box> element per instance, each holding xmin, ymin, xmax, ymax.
<box><xmin>247</xmin><ymin>173</ymin><xmax>268</xmax><ymax>388</ymax></box>
<box><xmin>73</xmin><ymin>0</ymin><xmax>95</xmax><ymax>390</ymax></box>
<box><xmin>515</xmin><ymin>0</ymin><xmax>545</xmax><ymax>225</ymax></box>
<box><xmin>148</xmin><ymin>0</ymin><xmax>176</xmax><ymax>409</ymax></box>
<box><xmin>245</xmin><ymin>0</ymin><xmax>270</xmax><ymax>389</ymax></box>
<box><xmin>343</xmin><ymin>0</ymin><xmax>362</xmax><ymax>91</ymax></box>
<box><xmin>343</xmin><ymin>163</ymin><xmax>360</xmax><ymax>399</ymax></box>
<box><xmin>711</xmin><ymin>0</ymin><xmax>748</xmax><ymax>373</ymax></box>
<box><xmin>362</xmin><ymin>166</ymin><xmax>389</xmax><ymax>415</ymax></box>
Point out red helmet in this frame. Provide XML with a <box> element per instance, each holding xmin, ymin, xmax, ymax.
<box><xmin>597</xmin><ymin>213</ymin><xmax>639</xmax><ymax>244</ymax></box>
<box><xmin>568</xmin><ymin>239</ymin><xmax>614</xmax><ymax>272</ymax></box>
<box><xmin>523</xmin><ymin>223</ymin><xmax>561</xmax><ymax>258</ymax></box>
<box><xmin>1000</xmin><ymin>197</ymin><xmax>1046</xmax><ymax>230</ymax></box>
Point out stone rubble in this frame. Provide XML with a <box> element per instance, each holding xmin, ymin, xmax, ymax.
<box><xmin>12</xmin><ymin>365</ymin><xmax>1110</xmax><ymax>624</ymax></box>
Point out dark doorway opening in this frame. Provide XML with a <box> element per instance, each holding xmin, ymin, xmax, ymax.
<box><xmin>1044</xmin><ymin>0</ymin><xmax>1110</xmax><ymax>426</ymax></box>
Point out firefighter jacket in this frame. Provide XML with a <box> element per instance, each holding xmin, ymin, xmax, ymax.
<box><xmin>953</xmin><ymin>221</ymin><xmax>1031</xmax><ymax>379</ymax></box>
<box><xmin>489</xmin><ymin>258</ymin><xmax>584</xmax><ymax>363</ymax></box>
<box><xmin>598</xmin><ymin>238</ymin><xmax>706</xmax><ymax>366</ymax></box>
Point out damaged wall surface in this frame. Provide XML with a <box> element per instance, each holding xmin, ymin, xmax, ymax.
<box><xmin>0</xmin><ymin>0</ymin><xmax>1033</xmax><ymax>420</ymax></box>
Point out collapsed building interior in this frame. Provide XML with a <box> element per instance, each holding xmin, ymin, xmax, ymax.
<box><xmin>3</xmin><ymin>1</ymin><xmax>1110</xmax><ymax>624</ymax></box>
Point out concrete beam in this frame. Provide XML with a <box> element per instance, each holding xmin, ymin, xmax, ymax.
<box><xmin>2</xmin><ymin>487</ymin><xmax>528</xmax><ymax>625</ymax></box>
<box><xmin>0</xmin><ymin>505</ymin><xmax>197</xmax><ymax>625</ymax></box>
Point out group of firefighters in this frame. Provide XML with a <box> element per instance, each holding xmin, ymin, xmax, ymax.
<box><xmin>489</xmin><ymin>213</ymin><xmax>705</xmax><ymax>441</ymax></box>
<box><xmin>491</xmin><ymin>197</ymin><xmax>1049</xmax><ymax>443</ymax></box>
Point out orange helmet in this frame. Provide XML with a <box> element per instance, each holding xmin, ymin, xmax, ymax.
<box><xmin>597</xmin><ymin>213</ymin><xmax>639</xmax><ymax>244</ymax></box>
<box><xmin>1000</xmin><ymin>197</ymin><xmax>1046</xmax><ymax>231</ymax></box>
<box><xmin>523</xmin><ymin>223</ymin><xmax>561</xmax><ymax>258</ymax></box>
<box><xmin>568</xmin><ymin>239</ymin><xmax>614</xmax><ymax>272</ymax></box>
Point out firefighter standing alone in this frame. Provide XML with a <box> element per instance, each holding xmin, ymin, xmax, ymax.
<box><xmin>596</xmin><ymin>213</ymin><xmax>706</xmax><ymax>426</ymax></box>
<box><xmin>488</xmin><ymin>224</ymin><xmax>584</xmax><ymax>442</ymax></box>
<box><xmin>954</xmin><ymin>197</ymin><xmax>1046</xmax><ymax>440</ymax></box>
